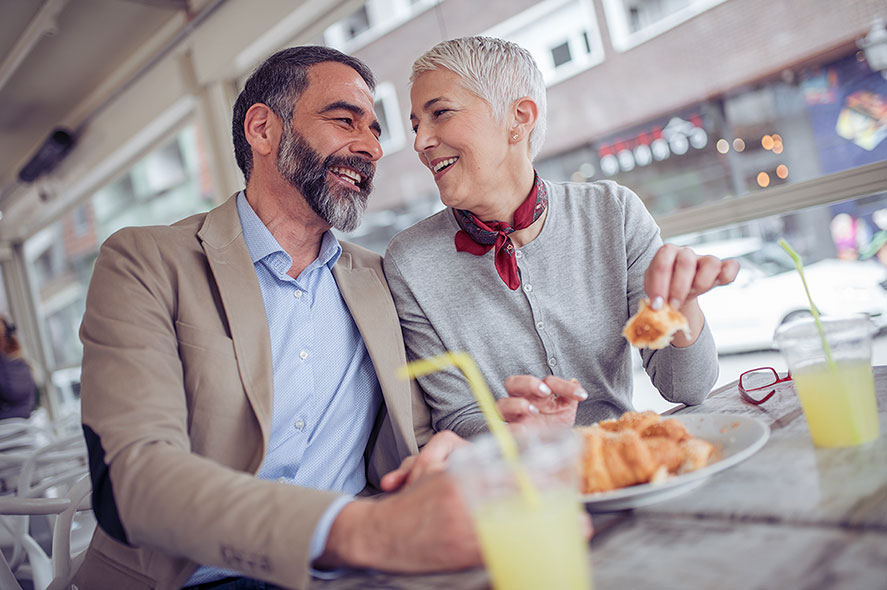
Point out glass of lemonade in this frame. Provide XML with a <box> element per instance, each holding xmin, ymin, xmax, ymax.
<box><xmin>448</xmin><ymin>427</ymin><xmax>592</xmax><ymax>590</ymax></box>
<box><xmin>774</xmin><ymin>314</ymin><xmax>881</xmax><ymax>447</ymax></box>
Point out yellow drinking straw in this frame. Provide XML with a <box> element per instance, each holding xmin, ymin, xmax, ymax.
<box><xmin>778</xmin><ymin>239</ymin><xmax>835</xmax><ymax>369</ymax></box>
<box><xmin>398</xmin><ymin>351</ymin><xmax>540</xmax><ymax>507</ymax></box>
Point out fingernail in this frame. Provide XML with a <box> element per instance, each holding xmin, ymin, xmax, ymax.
<box><xmin>669</xmin><ymin>298</ymin><xmax>680</xmax><ymax>309</ymax></box>
<box><xmin>528</xmin><ymin>404</ymin><xmax>540</xmax><ymax>414</ymax></box>
<box><xmin>650</xmin><ymin>296</ymin><xmax>664</xmax><ymax>310</ymax></box>
<box><xmin>576</xmin><ymin>388</ymin><xmax>589</xmax><ymax>401</ymax></box>
<box><xmin>539</xmin><ymin>383</ymin><xmax>552</xmax><ymax>395</ymax></box>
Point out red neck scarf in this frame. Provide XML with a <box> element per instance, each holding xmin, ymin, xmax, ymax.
<box><xmin>453</xmin><ymin>174</ymin><xmax>547</xmax><ymax>290</ymax></box>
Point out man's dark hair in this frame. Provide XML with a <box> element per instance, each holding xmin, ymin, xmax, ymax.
<box><xmin>232</xmin><ymin>46</ymin><xmax>375</xmax><ymax>183</ymax></box>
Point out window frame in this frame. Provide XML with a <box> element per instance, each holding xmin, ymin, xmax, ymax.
<box><xmin>656</xmin><ymin>161</ymin><xmax>887</xmax><ymax>239</ymax></box>
<box><xmin>323</xmin><ymin>0</ymin><xmax>442</xmax><ymax>54</ymax></box>
<box><xmin>601</xmin><ymin>0</ymin><xmax>728</xmax><ymax>52</ymax></box>
<box><xmin>483</xmin><ymin>0</ymin><xmax>606</xmax><ymax>87</ymax></box>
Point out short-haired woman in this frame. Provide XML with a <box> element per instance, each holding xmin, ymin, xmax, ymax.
<box><xmin>384</xmin><ymin>36</ymin><xmax>738</xmax><ymax>437</ymax></box>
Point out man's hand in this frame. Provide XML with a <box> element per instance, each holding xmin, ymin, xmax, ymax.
<box><xmin>380</xmin><ymin>430</ymin><xmax>468</xmax><ymax>492</ymax></box>
<box><xmin>644</xmin><ymin>245</ymin><xmax>739</xmax><ymax>346</ymax></box>
<box><xmin>497</xmin><ymin>375</ymin><xmax>587</xmax><ymax>431</ymax></box>
<box><xmin>317</xmin><ymin>471</ymin><xmax>481</xmax><ymax>573</ymax></box>
<box><xmin>318</xmin><ymin>470</ymin><xmax>595</xmax><ymax>573</ymax></box>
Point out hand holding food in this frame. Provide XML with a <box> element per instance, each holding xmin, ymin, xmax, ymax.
<box><xmin>577</xmin><ymin>411</ymin><xmax>714</xmax><ymax>494</ymax></box>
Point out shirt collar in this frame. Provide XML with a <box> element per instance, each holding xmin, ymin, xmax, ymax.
<box><xmin>236</xmin><ymin>191</ymin><xmax>342</xmax><ymax>272</ymax></box>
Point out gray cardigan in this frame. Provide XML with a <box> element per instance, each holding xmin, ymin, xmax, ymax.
<box><xmin>384</xmin><ymin>179</ymin><xmax>718</xmax><ymax>437</ymax></box>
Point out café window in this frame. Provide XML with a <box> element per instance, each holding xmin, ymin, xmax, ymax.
<box><xmin>23</xmin><ymin>124</ymin><xmax>215</xmax><ymax>406</ymax></box>
<box><xmin>536</xmin><ymin>106</ymin><xmax>729</xmax><ymax>217</ymax></box>
<box><xmin>601</xmin><ymin>0</ymin><xmax>727</xmax><ymax>51</ymax></box>
<box><xmin>324</xmin><ymin>0</ymin><xmax>441</xmax><ymax>53</ymax></box>
<box><xmin>537</xmin><ymin>49</ymin><xmax>887</xmax><ymax>217</ymax></box>
<box><xmin>484</xmin><ymin>0</ymin><xmax>605</xmax><ymax>86</ymax></box>
<box><xmin>669</xmin><ymin>190</ymin><xmax>887</xmax><ymax>357</ymax></box>
<box><xmin>551</xmin><ymin>41</ymin><xmax>572</xmax><ymax>68</ymax></box>
<box><xmin>374</xmin><ymin>81</ymin><xmax>406</xmax><ymax>156</ymax></box>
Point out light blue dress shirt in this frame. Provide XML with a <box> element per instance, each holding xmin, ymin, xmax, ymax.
<box><xmin>188</xmin><ymin>193</ymin><xmax>383</xmax><ymax>586</ymax></box>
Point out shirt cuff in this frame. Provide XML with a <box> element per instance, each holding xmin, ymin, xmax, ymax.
<box><xmin>309</xmin><ymin>495</ymin><xmax>355</xmax><ymax>579</ymax></box>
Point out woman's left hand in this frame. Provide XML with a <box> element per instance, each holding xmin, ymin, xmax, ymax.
<box><xmin>497</xmin><ymin>375</ymin><xmax>588</xmax><ymax>432</ymax></box>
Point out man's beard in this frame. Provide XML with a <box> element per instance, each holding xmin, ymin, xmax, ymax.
<box><xmin>276</xmin><ymin>126</ymin><xmax>374</xmax><ymax>232</ymax></box>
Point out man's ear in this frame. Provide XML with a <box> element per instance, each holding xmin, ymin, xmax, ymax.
<box><xmin>509</xmin><ymin>96</ymin><xmax>539</xmax><ymax>143</ymax></box>
<box><xmin>243</xmin><ymin>103</ymin><xmax>277</xmax><ymax>157</ymax></box>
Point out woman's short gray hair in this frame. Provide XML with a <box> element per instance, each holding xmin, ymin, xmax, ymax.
<box><xmin>411</xmin><ymin>36</ymin><xmax>547</xmax><ymax>161</ymax></box>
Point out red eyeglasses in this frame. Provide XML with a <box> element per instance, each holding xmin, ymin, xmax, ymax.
<box><xmin>738</xmin><ymin>367</ymin><xmax>792</xmax><ymax>405</ymax></box>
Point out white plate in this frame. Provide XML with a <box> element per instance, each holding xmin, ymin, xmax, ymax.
<box><xmin>581</xmin><ymin>413</ymin><xmax>769</xmax><ymax>512</ymax></box>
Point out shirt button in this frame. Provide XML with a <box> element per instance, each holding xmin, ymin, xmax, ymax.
<box><xmin>536</xmin><ymin>321</ymin><xmax>545</xmax><ymax>330</ymax></box>
<box><xmin>548</xmin><ymin>357</ymin><xmax>558</xmax><ymax>367</ymax></box>
<box><xmin>299</xmin><ymin>350</ymin><xmax>308</xmax><ymax>360</ymax></box>
<box><xmin>278</xmin><ymin>477</ymin><xmax>287</xmax><ymax>484</ymax></box>
<box><xmin>515</xmin><ymin>250</ymin><xmax>523</xmax><ymax>259</ymax></box>
<box><xmin>294</xmin><ymin>420</ymin><xmax>305</xmax><ymax>431</ymax></box>
<box><xmin>293</xmin><ymin>290</ymin><xmax>303</xmax><ymax>299</ymax></box>
<box><xmin>523</xmin><ymin>284</ymin><xmax>533</xmax><ymax>293</ymax></box>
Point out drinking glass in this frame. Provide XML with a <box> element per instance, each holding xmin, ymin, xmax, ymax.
<box><xmin>448</xmin><ymin>427</ymin><xmax>592</xmax><ymax>590</ymax></box>
<box><xmin>774</xmin><ymin>314</ymin><xmax>880</xmax><ymax>447</ymax></box>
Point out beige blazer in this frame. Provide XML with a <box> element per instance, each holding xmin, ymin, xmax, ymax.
<box><xmin>73</xmin><ymin>195</ymin><xmax>432</xmax><ymax>590</ymax></box>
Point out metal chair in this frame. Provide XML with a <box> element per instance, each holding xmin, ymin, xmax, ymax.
<box><xmin>0</xmin><ymin>473</ymin><xmax>93</xmax><ymax>590</ymax></box>
<box><xmin>0</xmin><ymin>432</ymin><xmax>92</xmax><ymax>589</ymax></box>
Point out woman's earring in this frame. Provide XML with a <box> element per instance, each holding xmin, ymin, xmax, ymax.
<box><xmin>512</xmin><ymin>134</ymin><xmax>519</xmax><ymax>141</ymax></box>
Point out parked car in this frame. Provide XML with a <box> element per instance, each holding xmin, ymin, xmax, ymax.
<box><xmin>693</xmin><ymin>239</ymin><xmax>887</xmax><ymax>354</ymax></box>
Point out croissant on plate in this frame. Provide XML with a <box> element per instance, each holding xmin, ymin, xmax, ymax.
<box><xmin>577</xmin><ymin>411</ymin><xmax>714</xmax><ymax>494</ymax></box>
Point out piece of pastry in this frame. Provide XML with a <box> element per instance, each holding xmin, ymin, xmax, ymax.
<box><xmin>622</xmin><ymin>298</ymin><xmax>690</xmax><ymax>349</ymax></box>
<box><xmin>599</xmin><ymin>410</ymin><xmax>660</xmax><ymax>434</ymax></box>
<box><xmin>641</xmin><ymin>418</ymin><xmax>691</xmax><ymax>442</ymax></box>
<box><xmin>679</xmin><ymin>437</ymin><xmax>715</xmax><ymax>473</ymax></box>
<box><xmin>578</xmin><ymin>426</ymin><xmax>658</xmax><ymax>493</ymax></box>
<box><xmin>578</xmin><ymin>411</ymin><xmax>715</xmax><ymax>494</ymax></box>
<box><xmin>642</xmin><ymin>436</ymin><xmax>683</xmax><ymax>473</ymax></box>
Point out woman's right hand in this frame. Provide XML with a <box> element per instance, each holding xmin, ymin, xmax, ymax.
<box><xmin>497</xmin><ymin>375</ymin><xmax>588</xmax><ymax>432</ymax></box>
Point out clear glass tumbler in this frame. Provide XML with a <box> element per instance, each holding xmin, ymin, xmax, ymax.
<box><xmin>448</xmin><ymin>427</ymin><xmax>592</xmax><ymax>590</ymax></box>
<box><xmin>774</xmin><ymin>314</ymin><xmax>880</xmax><ymax>447</ymax></box>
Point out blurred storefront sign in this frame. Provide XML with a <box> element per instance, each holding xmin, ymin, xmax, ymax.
<box><xmin>597</xmin><ymin>114</ymin><xmax>710</xmax><ymax>176</ymax></box>
<box><xmin>802</xmin><ymin>53</ymin><xmax>887</xmax><ymax>173</ymax></box>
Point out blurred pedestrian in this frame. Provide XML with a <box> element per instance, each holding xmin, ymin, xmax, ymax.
<box><xmin>0</xmin><ymin>315</ymin><xmax>37</xmax><ymax>420</ymax></box>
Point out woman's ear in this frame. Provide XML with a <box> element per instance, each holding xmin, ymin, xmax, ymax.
<box><xmin>243</xmin><ymin>103</ymin><xmax>278</xmax><ymax>158</ymax></box>
<box><xmin>509</xmin><ymin>97</ymin><xmax>539</xmax><ymax>143</ymax></box>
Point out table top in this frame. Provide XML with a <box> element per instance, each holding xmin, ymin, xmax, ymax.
<box><xmin>310</xmin><ymin>366</ymin><xmax>887</xmax><ymax>590</ymax></box>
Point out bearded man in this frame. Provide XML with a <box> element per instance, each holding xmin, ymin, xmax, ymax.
<box><xmin>74</xmin><ymin>46</ymin><xmax>483</xmax><ymax>590</ymax></box>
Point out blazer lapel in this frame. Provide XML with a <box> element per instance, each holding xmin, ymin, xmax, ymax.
<box><xmin>334</xmin><ymin>249</ymin><xmax>415</xmax><ymax>458</ymax></box>
<box><xmin>197</xmin><ymin>195</ymin><xmax>274</xmax><ymax>451</ymax></box>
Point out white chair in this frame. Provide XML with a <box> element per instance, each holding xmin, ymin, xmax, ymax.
<box><xmin>4</xmin><ymin>434</ymin><xmax>88</xmax><ymax>569</ymax></box>
<box><xmin>0</xmin><ymin>432</ymin><xmax>91</xmax><ymax>589</ymax></box>
<box><xmin>0</xmin><ymin>413</ymin><xmax>56</xmax><ymax>495</ymax></box>
<box><xmin>0</xmin><ymin>473</ymin><xmax>93</xmax><ymax>590</ymax></box>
